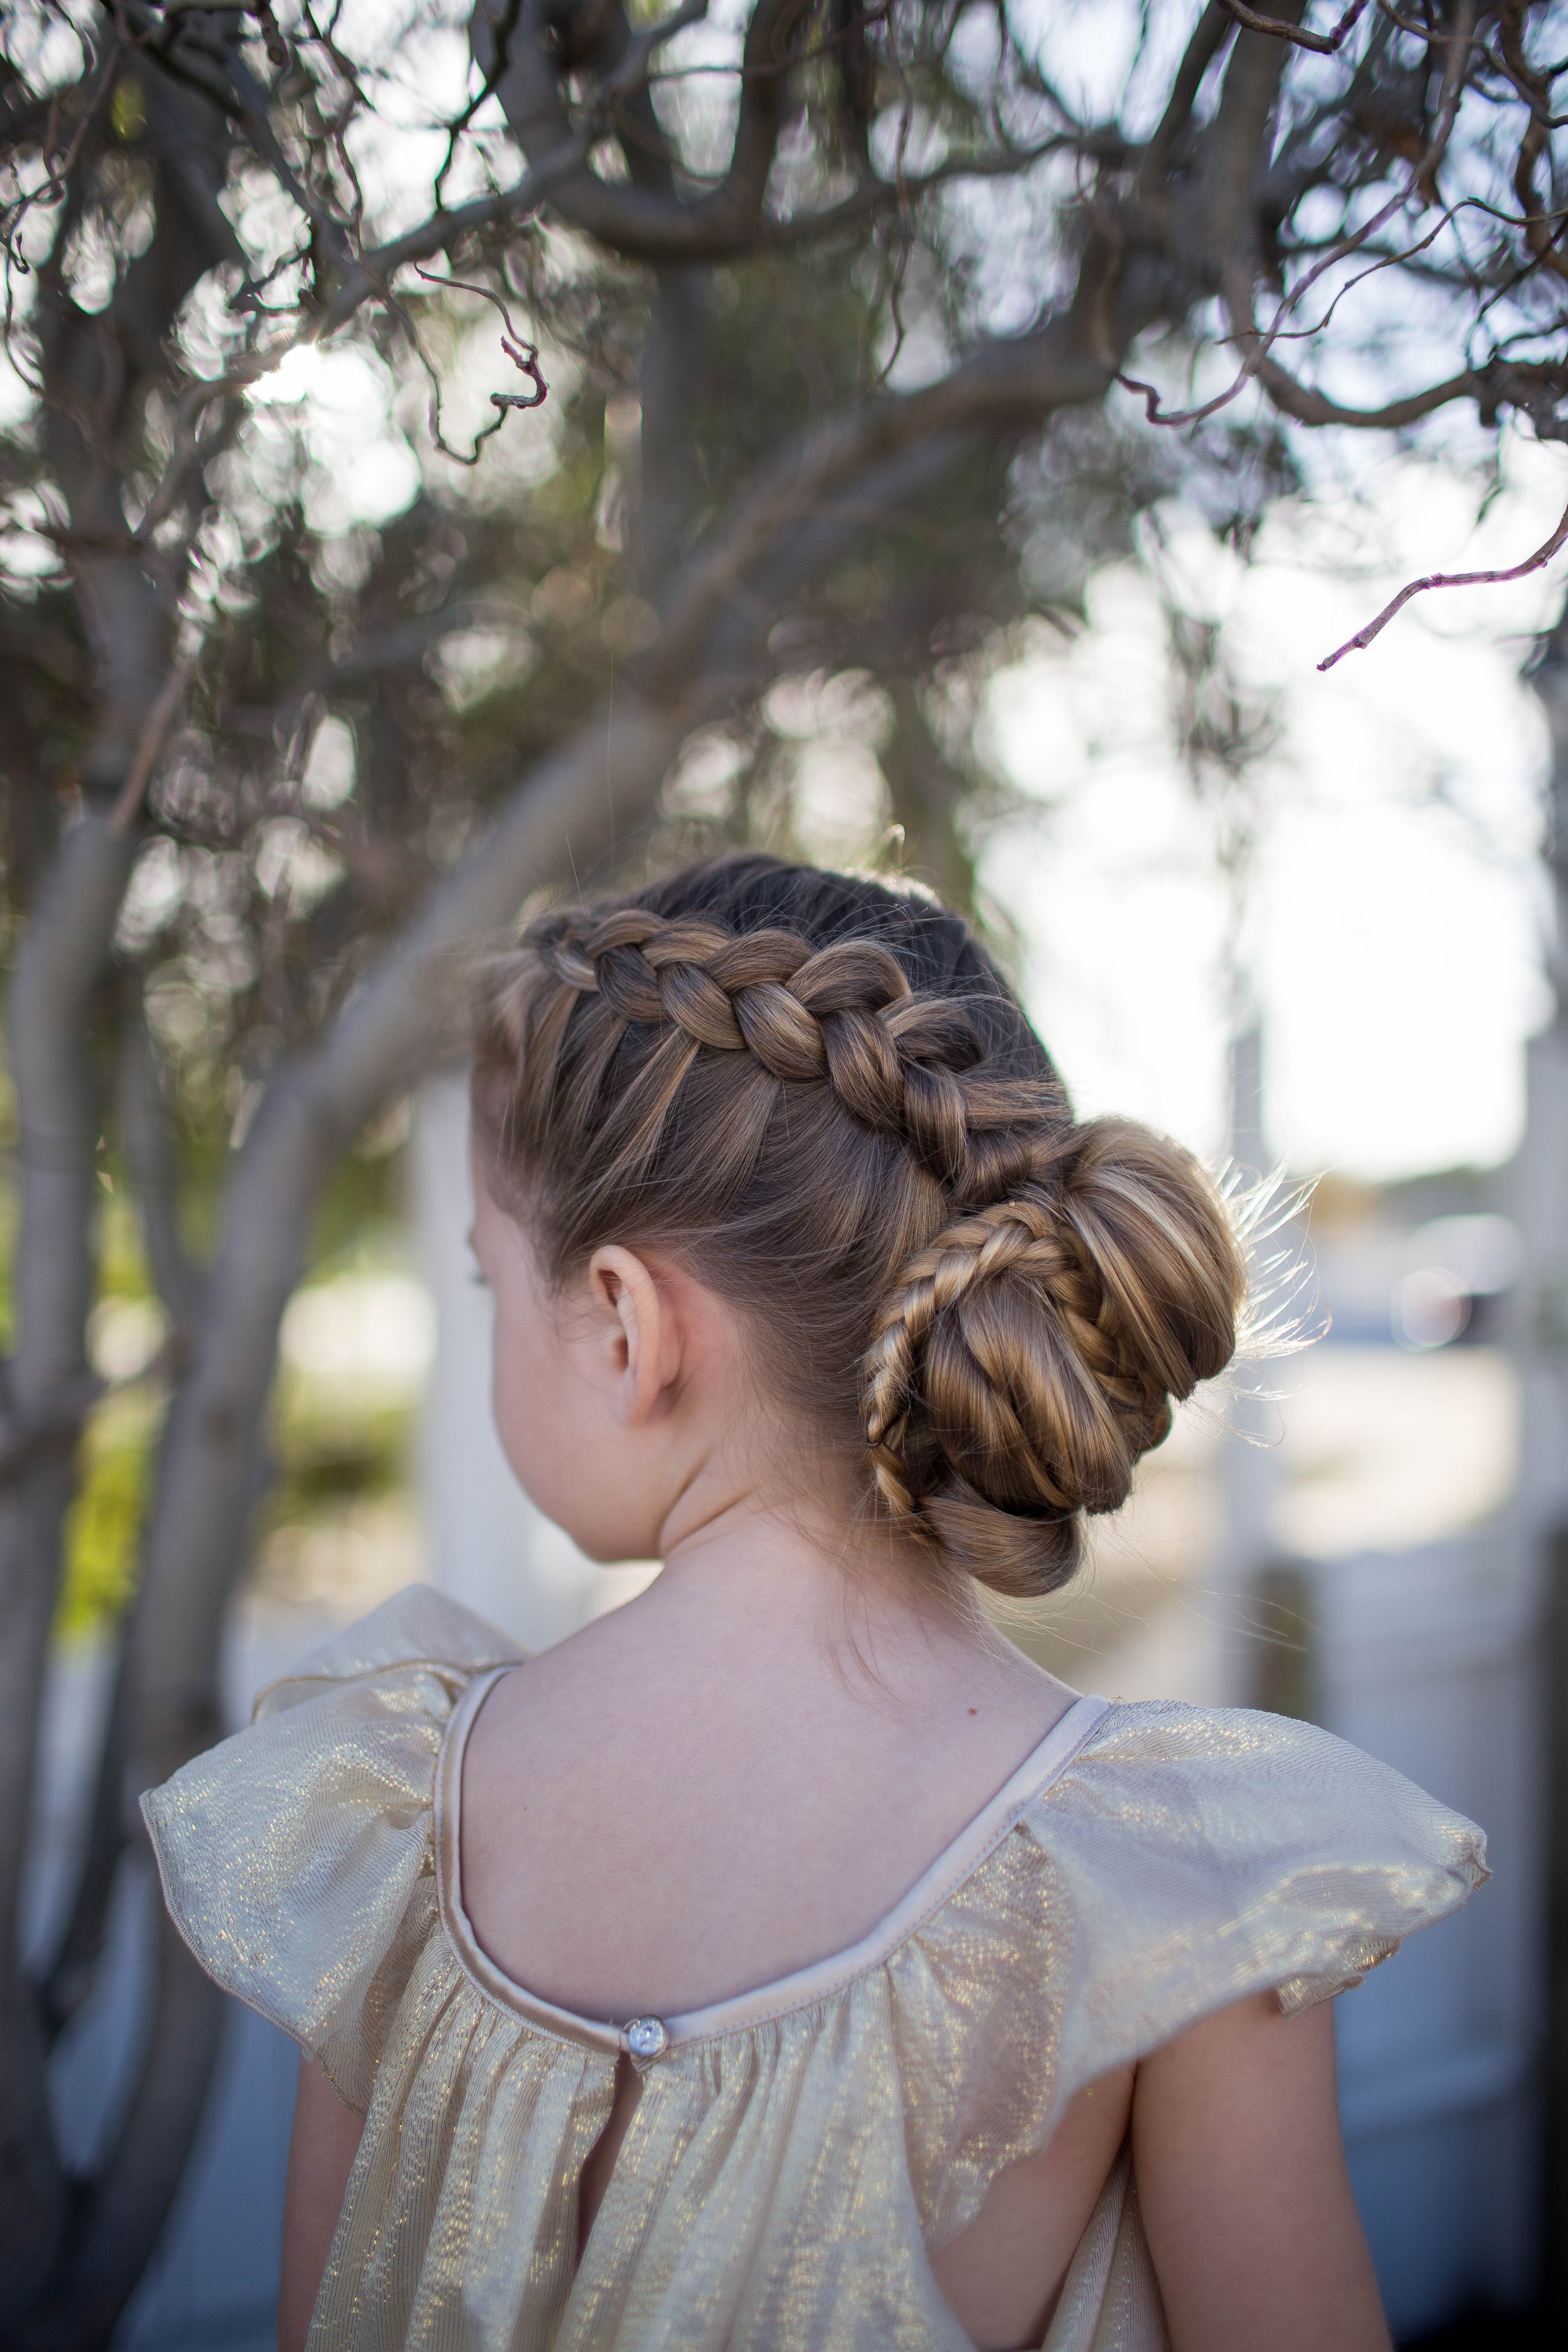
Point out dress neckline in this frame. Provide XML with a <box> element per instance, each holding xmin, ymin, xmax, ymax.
<box><xmin>433</xmin><ymin>1668</ymin><xmax>1111</xmax><ymax>2059</ymax></box>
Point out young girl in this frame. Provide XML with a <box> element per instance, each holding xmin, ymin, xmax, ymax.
<box><xmin>145</xmin><ymin>854</ymin><xmax>1485</xmax><ymax>2352</ymax></box>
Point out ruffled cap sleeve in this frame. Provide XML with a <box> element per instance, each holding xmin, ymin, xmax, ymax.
<box><xmin>894</xmin><ymin>1697</ymin><xmax>1488</xmax><ymax>2248</ymax></box>
<box><xmin>1035</xmin><ymin>1701</ymin><xmax>1489</xmax><ymax>2056</ymax></box>
<box><xmin>141</xmin><ymin>1586</ymin><xmax>521</xmax><ymax>2111</ymax></box>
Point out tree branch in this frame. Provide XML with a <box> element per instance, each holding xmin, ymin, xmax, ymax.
<box><xmin>34</xmin><ymin>1647</ymin><xmax>129</xmax><ymax>2050</ymax></box>
<box><xmin>0</xmin><ymin>48</ymin><xmax>245</xmax><ymax>2334</ymax></box>
<box><xmin>1319</xmin><ymin>485</ymin><xmax>1568</xmax><ymax>668</ymax></box>
<box><xmin>21</xmin><ymin>1916</ymin><xmax>225</xmax><ymax>2352</ymax></box>
<box><xmin>478</xmin><ymin>0</ymin><xmax>823</xmax><ymax>263</ymax></box>
<box><xmin>0</xmin><ymin>815</ymin><xmax>135</xmax><ymax>2323</ymax></box>
<box><xmin>114</xmin><ymin>996</ymin><xmax>204</xmax><ymax>1332</ymax></box>
<box><xmin>0</xmin><ymin>1369</ymin><xmax>105</xmax><ymax>1488</ymax></box>
<box><xmin>1139</xmin><ymin>5</ymin><xmax>1237</xmax><ymax>194</ymax></box>
<box><xmin>1215</xmin><ymin>0</ymin><xmax>1371</xmax><ymax>52</ymax></box>
<box><xmin>645</xmin><ymin>308</ymin><xmax>1119</xmax><ymax>695</ymax></box>
<box><xmin>1253</xmin><ymin>349</ymin><xmax>1478</xmax><ymax>426</ymax></box>
<box><xmin>108</xmin><ymin>643</ymin><xmax>203</xmax><ymax>836</ymax></box>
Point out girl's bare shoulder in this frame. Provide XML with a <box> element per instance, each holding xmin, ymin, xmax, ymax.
<box><xmin>456</xmin><ymin>1583</ymin><xmax>1081</xmax><ymax>2020</ymax></box>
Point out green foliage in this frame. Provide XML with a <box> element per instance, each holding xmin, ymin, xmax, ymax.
<box><xmin>56</xmin><ymin>1393</ymin><xmax>158</xmax><ymax>1640</ymax></box>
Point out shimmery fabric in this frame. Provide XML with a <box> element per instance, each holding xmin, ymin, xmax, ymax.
<box><xmin>143</xmin><ymin>1588</ymin><xmax>1487</xmax><ymax>2352</ymax></box>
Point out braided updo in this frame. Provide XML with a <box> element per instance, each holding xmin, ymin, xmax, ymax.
<box><xmin>473</xmin><ymin>854</ymin><xmax>1246</xmax><ymax>1601</ymax></box>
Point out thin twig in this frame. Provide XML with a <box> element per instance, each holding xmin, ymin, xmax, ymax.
<box><xmin>1318</xmin><ymin>489</ymin><xmax>1568</xmax><ymax>668</ymax></box>
<box><xmin>412</xmin><ymin>267</ymin><xmax>547</xmax><ymax>464</ymax></box>
<box><xmin>1216</xmin><ymin>0</ymin><xmax>1371</xmax><ymax>53</ymax></box>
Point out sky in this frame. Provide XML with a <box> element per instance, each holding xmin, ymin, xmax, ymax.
<box><xmin>978</xmin><ymin>432</ymin><xmax>1562</xmax><ymax>1182</ymax></box>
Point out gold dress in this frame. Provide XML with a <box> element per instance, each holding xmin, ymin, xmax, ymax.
<box><xmin>142</xmin><ymin>1586</ymin><xmax>1486</xmax><ymax>2352</ymax></box>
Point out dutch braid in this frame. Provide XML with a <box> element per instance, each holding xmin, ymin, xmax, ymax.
<box><xmin>538</xmin><ymin>906</ymin><xmax>986</xmax><ymax>1186</ymax></box>
<box><xmin>474</xmin><ymin>854</ymin><xmax>1246</xmax><ymax>1602</ymax></box>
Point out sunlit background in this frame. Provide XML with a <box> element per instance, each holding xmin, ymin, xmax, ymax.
<box><xmin>27</xmin><ymin>437</ymin><xmax>1555</xmax><ymax>2347</ymax></box>
<box><xmin>7</xmin><ymin>3</ymin><xmax>1566</xmax><ymax>2345</ymax></box>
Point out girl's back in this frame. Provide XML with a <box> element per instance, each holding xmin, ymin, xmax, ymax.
<box><xmin>459</xmin><ymin>1522</ymin><xmax>1076</xmax><ymax>2025</ymax></box>
<box><xmin>461</xmin><ymin>1564</ymin><xmax>1114</xmax><ymax>2342</ymax></box>
<box><xmin>144</xmin><ymin>855</ymin><xmax>1485</xmax><ymax>2351</ymax></box>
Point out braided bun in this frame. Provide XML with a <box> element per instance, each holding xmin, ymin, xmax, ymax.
<box><xmin>473</xmin><ymin>854</ymin><xmax>1246</xmax><ymax>1602</ymax></box>
<box><xmin>864</xmin><ymin>1124</ymin><xmax>1244</xmax><ymax>1599</ymax></box>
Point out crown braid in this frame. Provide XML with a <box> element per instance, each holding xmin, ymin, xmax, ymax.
<box><xmin>473</xmin><ymin>855</ymin><xmax>1246</xmax><ymax>1604</ymax></box>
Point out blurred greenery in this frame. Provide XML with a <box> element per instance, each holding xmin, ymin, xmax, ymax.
<box><xmin>40</xmin><ymin>1154</ymin><xmax>423</xmax><ymax>1639</ymax></box>
<box><xmin>52</xmin><ymin>1199</ymin><xmax>161</xmax><ymax>1639</ymax></box>
<box><xmin>269</xmin><ymin>1229</ymin><xmax>416</xmax><ymax>1532</ymax></box>
<box><xmin>57</xmin><ymin>1394</ymin><xmax>157</xmax><ymax>1641</ymax></box>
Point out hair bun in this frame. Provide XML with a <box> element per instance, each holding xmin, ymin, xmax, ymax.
<box><xmin>862</xmin><ymin>1119</ymin><xmax>1246</xmax><ymax>1599</ymax></box>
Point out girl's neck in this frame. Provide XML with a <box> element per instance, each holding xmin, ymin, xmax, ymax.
<box><xmin>620</xmin><ymin>1479</ymin><xmax>1000</xmax><ymax>1697</ymax></box>
<box><xmin>458</xmin><ymin>1460</ymin><xmax>1072</xmax><ymax>2027</ymax></box>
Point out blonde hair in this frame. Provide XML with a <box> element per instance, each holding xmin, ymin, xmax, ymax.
<box><xmin>472</xmin><ymin>854</ymin><xmax>1246</xmax><ymax>1600</ymax></box>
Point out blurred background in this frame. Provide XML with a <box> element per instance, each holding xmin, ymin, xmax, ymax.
<box><xmin>5</xmin><ymin>3</ymin><xmax>1568</xmax><ymax>2347</ymax></box>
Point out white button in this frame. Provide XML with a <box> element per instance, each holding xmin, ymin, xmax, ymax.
<box><xmin>626</xmin><ymin>2016</ymin><xmax>668</xmax><ymax>2061</ymax></box>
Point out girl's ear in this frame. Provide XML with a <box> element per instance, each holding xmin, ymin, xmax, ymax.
<box><xmin>588</xmin><ymin>1246</ymin><xmax>676</xmax><ymax>1427</ymax></box>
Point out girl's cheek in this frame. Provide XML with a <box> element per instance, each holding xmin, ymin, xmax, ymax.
<box><xmin>490</xmin><ymin>1313</ymin><xmax>540</xmax><ymax>1454</ymax></box>
<box><xmin>490</xmin><ymin>1317</ymin><xmax>581</xmax><ymax>1511</ymax></box>
<box><xmin>491</xmin><ymin>1363</ymin><xmax>556</xmax><ymax>1507</ymax></box>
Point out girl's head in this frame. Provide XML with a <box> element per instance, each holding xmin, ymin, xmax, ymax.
<box><xmin>471</xmin><ymin>854</ymin><xmax>1246</xmax><ymax>1599</ymax></box>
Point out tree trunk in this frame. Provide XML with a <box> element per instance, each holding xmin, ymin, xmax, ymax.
<box><xmin>0</xmin><ymin>815</ymin><xmax>137</xmax><ymax>2318</ymax></box>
